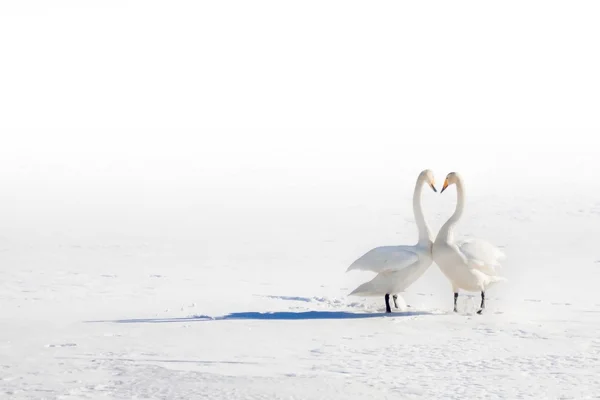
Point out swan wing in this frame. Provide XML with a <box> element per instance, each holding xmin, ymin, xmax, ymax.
<box><xmin>347</xmin><ymin>246</ymin><xmax>420</xmax><ymax>274</ymax></box>
<box><xmin>458</xmin><ymin>238</ymin><xmax>505</xmax><ymax>275</ymax></box>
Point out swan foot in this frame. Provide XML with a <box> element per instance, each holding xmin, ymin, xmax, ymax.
<box><xmin>391</xmin><ymin>295</ymin><xmax>411</xmax><ymax>311</ymax></box>
<box><xmin>384</xmin><ymin>294</ymin><xmax>392</xmax><ymax>313</ymax></box>
<box><xmin>477</xmin><ymin>291</ymin><xmax>485</xmax><ymax>315</ymax></box>
<box><xmin>453</xmin><ymin>292</ymin><xmax>458</xmax><ymax>312</ymax></box>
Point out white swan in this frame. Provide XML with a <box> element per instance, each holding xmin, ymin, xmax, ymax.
<box><xmin>347</xmin><ymin>169</ymin><xmax>437</xmax><ymax>313</ymax></box>
<box><xmin>432</xmin><ymin>172</ymin><xmax>506</xmax><ymax>314</ymax></box>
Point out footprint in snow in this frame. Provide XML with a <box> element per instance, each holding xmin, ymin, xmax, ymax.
<box><xmin>513</xmin><ymin>330</ymin><xmax>547</xmax><ymax>340</ymax></box>
<box><xmin>46</xmin><ymin>343</ymin><xmax>77</xmax><ymax>348</ymax></box>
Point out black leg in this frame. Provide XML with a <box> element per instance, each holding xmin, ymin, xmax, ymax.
<box><xmin>453</xmin><ymin>292</ymin><xmax>458</xmax><ymax>312</ymax></box>
<box><xmin>477</xmin><ymin>291</ymin><xmax>485</xmax><ymax>314</ymax></box>
<box><xmin>384</xmin><ymin>294</ymin><xmax>392</xmax><ymax>313</ymax></box>
<box><xmin>393</xmin><ymin>295</ymin><xmax>399</xmax><ymax>309</ymax></box>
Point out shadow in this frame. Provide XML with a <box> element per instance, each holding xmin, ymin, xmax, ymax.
<box><xmin>260</xmin><ymin>295</ymin><xmax>313</xmax><ymax>302</ymax></box>
<box><xmin>88</xmin><ymin>310</ymin><xmax>433</xmax><ymax>324</ymax></box>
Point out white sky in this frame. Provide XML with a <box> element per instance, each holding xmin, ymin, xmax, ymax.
<box><xmin>1</xmin><ymin>1</ymin><xmax>599</xmax><ymax>241</ymax></box>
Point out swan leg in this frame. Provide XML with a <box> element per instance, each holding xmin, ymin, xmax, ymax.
<box><xmin>384</xmin><ymin>294</ymin><xmax>392</xmax><ymax>313</ymax></box>
<box><xmin>453</xmin><ymin>292</ymin><xmax>458</xmax><ymax>313</ymax></box>
<box><xmin>477</xmin><ymin>291</ymin><xmax>485</xmax><ymax>314</ymax></box>
<box><xmin>392</xmin><ymin>295</ymin><xmax>399</xmax><ymax>309</ymax></box>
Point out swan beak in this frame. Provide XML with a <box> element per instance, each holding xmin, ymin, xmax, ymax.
<box><xmin>441</xmin><ymin>179</ymin><xmax>449</xmax><ymax>193</ymax></box>
<box><xmin>430</xmin><ymin>183</ymin><xmax>437</xmax><ymax>192</ymax></box>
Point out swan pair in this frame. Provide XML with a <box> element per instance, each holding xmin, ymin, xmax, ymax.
<box><xmin>347</xmin><ymin>170</ymin><xmax>506</xmax><ymax>314</ymax></box>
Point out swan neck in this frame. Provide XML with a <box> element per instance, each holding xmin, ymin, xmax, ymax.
<box><xmin>413</xmin><ymin>179</ymin><xmax>432</xmax><ymax>244</ymax></box>
<box><xmin>440</xmin><ymin>179</ymin><xmax>465</xmax><ymax>241</ymax></box>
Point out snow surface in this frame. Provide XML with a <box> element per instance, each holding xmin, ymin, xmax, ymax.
<box><xmin>2</xmin><ymin>189</ymin><xmax>600</xmax><ymax>399</ymax></box>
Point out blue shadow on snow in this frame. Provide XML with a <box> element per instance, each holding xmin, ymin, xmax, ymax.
<box><xmin>90</xmin><ymin>310</ymin><xmax>431</xmax><ymax>324</ymax></box>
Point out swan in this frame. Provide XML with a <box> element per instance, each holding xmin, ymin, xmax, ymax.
<box><xmin>347</xmin><ymin>169</ymin><xmax>437</xmax><ymax>313</ymax></box>
<box><xmin>432</xmin><ymin>172</ymin><xmax>506</xmax><ymax>314</ymax></box>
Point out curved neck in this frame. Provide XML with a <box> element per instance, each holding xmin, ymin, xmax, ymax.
<box><xmin>413</xmin><ymin>179</ymin><xmax>432</xmax><ymax>244</ymax></box>
<box><xmin>438</xmin><ymin>179</ymin><xmax>465</xmax><ymax>242</ymax></box>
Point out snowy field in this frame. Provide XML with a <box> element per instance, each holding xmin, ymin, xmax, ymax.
<box><xmin>2</xmin><ymin>1</ymin><xmax>600</xmax><ymax>399</ymax></box>
<box><xmin>2</xmin><ymin>162</ymin><xmax>600</xmax><ymax>399</ymax></box>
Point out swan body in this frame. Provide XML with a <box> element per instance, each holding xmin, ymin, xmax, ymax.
<box><xmin>347</xmin><ymin>169</ymin><xmax>437</xmax><ymax>313</ymax></box>
<box><xmin>432</xmin><ymin>172</ymin><xmax>506</xmax><ymax>314</ymax></box>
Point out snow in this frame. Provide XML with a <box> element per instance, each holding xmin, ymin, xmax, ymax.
<box><xmin>2</xmin><ymin>1</ymin><xmax>600</xmax><ymax>399</ymax></box>
<box><xmin>2</xmin><ymin>188</ymin><xmax>600</xmax><ymax>399</ymax></box>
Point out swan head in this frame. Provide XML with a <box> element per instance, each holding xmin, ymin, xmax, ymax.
<box><xmin>441</xmin><ymin>172</ymin><xmax>461</xmax><ymax>193</ymax></box>
<box><xmin>419</xmin><ymin>169</ymin><xmax>437</xmax><ymax>192</ymax></box>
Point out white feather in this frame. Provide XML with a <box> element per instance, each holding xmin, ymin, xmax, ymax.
<box><xmin>459</xmin><ymin>238</ymin><xmax>505</xmax><ymax>275</ymax></box>
<box><xmin>347</xmin><ymin>246</ymin><xmax>420</xmax><ymax>274</ymax></box>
